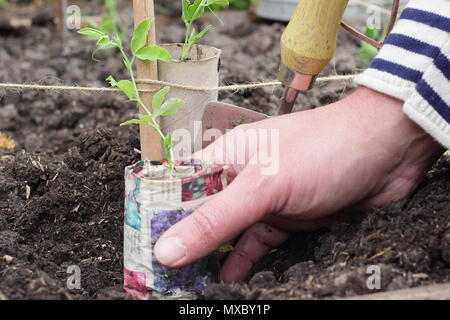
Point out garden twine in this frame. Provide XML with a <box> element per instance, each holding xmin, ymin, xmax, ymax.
<box><xmin>0</xmin><ymin>74</ymin><xmax>358</xmax><ymax>95</ymax></box>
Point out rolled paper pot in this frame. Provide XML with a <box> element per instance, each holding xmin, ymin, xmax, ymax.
<box><xmin>123</xmin><ymin>160</ymin><xmax>228</xmax><ymax>299</ymax></box>
<box><xmin>158</xmin><ymin>44</ymin><xmax>221</xmax><ymax>153</ymax></box>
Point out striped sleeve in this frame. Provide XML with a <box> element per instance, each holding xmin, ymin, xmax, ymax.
<box><xmin>355</xmin><ymin>0</ymin><xmax>450</xmax><ymax>148</ymax></box>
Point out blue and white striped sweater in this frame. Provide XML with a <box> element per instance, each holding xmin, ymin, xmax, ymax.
<box><xmin>356</xmin><ymin>0</ymin><xmax>450</xmax><ymax>148</ymax></box>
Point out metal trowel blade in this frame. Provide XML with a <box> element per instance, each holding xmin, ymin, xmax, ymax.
<box><xmin>200</xmin><ymin>102</ymin><xmax>268</xmax><ymax>149</ymax></box>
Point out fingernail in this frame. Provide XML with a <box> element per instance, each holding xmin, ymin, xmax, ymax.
<box><xmin>154</xmin><ymin>237</ymin><xmax>187</xmax><ymax>267</ymax></box>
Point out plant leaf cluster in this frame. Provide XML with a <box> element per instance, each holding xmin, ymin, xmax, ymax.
<box><xmin>88</xmin><ymin>0</ymin><xmax>126</xmax><ymax>41</ymax></box>
<box><xmin>79</xmin><ymin>18</ymin><xmax>184</xmax><ymax>172</ymax></box>
<box><xmin>181</xmin><ymin>0</ymin><xmax>229</xmax><ymax>60</ymax></box>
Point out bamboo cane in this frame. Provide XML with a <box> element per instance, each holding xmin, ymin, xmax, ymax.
<box><xmin>133</xmin><ymin>0</ymin><xmax>162</xmax><ymax>160</ymax></box>
<box><xmin>55</xmin><ymin>0</ymin><xmax>67</xmax><ymax>36</ymax></box>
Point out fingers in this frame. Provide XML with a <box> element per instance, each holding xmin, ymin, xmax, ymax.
<box><xmin>221</xmin><ymin>223</ymin><xmax>289</xmax><ymax>283</ymax></box>
<box><xmin>192</xmin><ymin>134</ymin><xmax>240</xmax><ymax>185</ymax></box>
<box><xmin>154</xmin><ymin>169</ymin><xmax>274</xmax><ymax>268</ymax></box>
<box><xmin>192</xmin><ymin>131</ymin><xmax>228</xmax><ymax>165</ymax></box>
<box><xmin>192</xmin><ymin>126</ymin><xmax>254</xmax><ymax>177</ymax></box>
<box><xmin>262</xmin><ymin>213</ymin><xmax>348</xmax><ymax>232</ymax></box>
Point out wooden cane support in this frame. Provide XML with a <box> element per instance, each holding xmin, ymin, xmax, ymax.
<box><xmin>55</xmin><ymin>0</ymin><xmax>67</xmax><ymax>36</ymax></box>
<box><xmin>133</xmin><ymin>0</ymin><xmax>162</xmax><ymax>160</ymax></box>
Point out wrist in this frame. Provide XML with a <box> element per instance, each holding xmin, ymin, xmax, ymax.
<box><xmin>346</xmin><ymin>86</ymin><xmax>444</xmax><ymax>165</ymax></box>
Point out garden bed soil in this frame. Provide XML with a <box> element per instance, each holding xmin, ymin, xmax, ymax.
<box><xmin>0</xmin><ymin>2</ymin><xmax>448</xmax><ymax>300</ymax></box>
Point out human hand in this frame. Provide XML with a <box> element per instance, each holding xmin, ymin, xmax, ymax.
<box><xmin>154</xmin><ymin>87</ymin><xmax>444</xmax><ymax>283</ymax></box>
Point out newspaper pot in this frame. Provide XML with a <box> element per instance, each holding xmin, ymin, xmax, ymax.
<box><xmin>158</xmin><ymin>44</ymin><xmax>221</xmax><ymax>153</ymax></box>
<box><xmin>123</xmin><ymin>160</ymin><xmax>228</xmax><ymax>299</ymax></box>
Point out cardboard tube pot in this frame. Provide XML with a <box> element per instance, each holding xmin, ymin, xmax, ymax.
<box><xmin>123</xmin><ymin>160</ymin><xmax>228</xmax><ymax>299</ymax></box>
<box><xmin>158</xmin><ymin>44</ymin><xmax>221</xmax><ymax>153</ymax></box>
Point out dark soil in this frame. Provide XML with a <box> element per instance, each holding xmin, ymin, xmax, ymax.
<box><xmin>206</xmin><ymin>157</ymin><xmax>450</xmax><ymax>299</ymax></box>
<box><xmin>0</xmin><ymin>2</ymin><xmax>448</xmax><ymax>300</ymax></box>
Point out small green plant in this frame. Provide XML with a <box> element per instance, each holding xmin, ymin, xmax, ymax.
<box><xmin>78</xmin><ymin>19</ymin><xmax>184</xmax><ymax>171</ymax></box>
<box><xmin>88</xmin><ymin>0</ymin><xmax>126</xmax><ymax>41</ymax></box>
<box><xmin>181</xmin><ymin>0</ymin><xmax>229</xmax><ymax>60</ymax></box>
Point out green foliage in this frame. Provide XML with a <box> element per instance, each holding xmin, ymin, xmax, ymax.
<box><xmin>357</xmin><ymin>27</ymin><xmax>383</xmax><ymax>67</ymax></box>
<box><xmin>135</xmin><ymin>46</ymin><xmax>172</xmax><ymax>62</ymax></box>
<box><xmin>152</xmin><ymin>86</ymin><xmax>184</xmax><ymax>117</ymax></box>
<box><xmin>79</xmin><ymin>19</ymin><xmax>184</xmax><ymax>171</ymax></box>
<box><xmin>181</xmin><ymin>0</ymin><xmax>229</xmax><ymax>60</ymax></box>
<box><xmin>0</xmin><ymin>0</ymin><xmax>6</xmax><ymax>8</ymax></box>
<box><xmin>211</xmin><ymin>0</ymin><xmax>250</xmax><ymax>10</ymax></box>
<box><xmin>88</xmin><ymin>0</ymin><xmax>126</xmax><ymax>41</ymax></box>
<box><xmin>164</xmin><ymin>133</ymin><xmax>173</xmax><ymax>168</ymax></box>
<box><xmin>229</xmin><ymin>0</ymin><xmax>251</xmax><ymax>10</ymax></box>
<box><xmin>131</xmin><ymin>18</ymin><xmax>153</xmax><ymax>54</ymax></box>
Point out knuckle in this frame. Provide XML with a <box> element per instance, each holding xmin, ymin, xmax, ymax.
<box><xmin>244</xmin><ymin>174</ymin><xmax>272</xmax><ymax>197</ymax></box>
<box><xmin>232</xmin><ymin>248</ymin><xmax>256</xmax><ymax>264</ymax></box>
<box><xmin>251</xmin><ymin>223</ymin><xmax>287</xmax><ymax>248</ymax></box>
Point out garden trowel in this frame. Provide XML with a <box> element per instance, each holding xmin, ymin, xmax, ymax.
<box><xmin>201</xmin><ymin>102</ymin><xmax>268</xmax><ymax>149</ymax></box>
<box><xmin>200</xmin><ymin>0</ymin><xmax>400</xmax><ymax>149</ymax></box>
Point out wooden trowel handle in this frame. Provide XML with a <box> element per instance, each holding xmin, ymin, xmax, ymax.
<box><xmin>281</xmin><ymin>0</ymin><xmax>349</xmax><ymax>76</ymax></box>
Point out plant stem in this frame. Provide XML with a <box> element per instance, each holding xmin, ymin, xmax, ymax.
<box><xmin>181</xmin><ymin>22</ymin><xmax>192</xmax><ymax>60</ymax></box>
<box><xmin>117</xmin><ymin>39</ymin><xmax>175</xmax><ymax>172</ymax></box>
<box><xmin>181</xmin><ymin>0</ymin><xmax>208</xmax><ymax>61</ymax></box>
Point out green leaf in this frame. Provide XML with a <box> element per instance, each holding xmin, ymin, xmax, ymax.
<box><xmin>229</xmin><ymin>0</ymin><xmax>248</xmax><ymax>10</ymax></box>
<box><xmin>164</xmin><ymin>133</ymin><xmax>172</xmax><ymax>149</ymax></box>
<box><xmin>120</xmin><ymin>119</ymin><xmax>145</xmax><ymax>127</ymax></box>
<box><xmin>197</xmin><ymin>25</ymin><xmax>213</xmax><ymax>38</ymax></box>
<box><xmin>191</xmin><ymin>25</ymin><xmax>212</xmax><ymax>43</ymax></box>
<box><xmin>116</xmin><ymin>80</ymin><xmax>136</xmax><ymax>100</ymax></box>
<box><xmin>99</xmin><ymin>19</ymin><xmax>114</xmax><ymax>33</ymax></box>
<box><xmin>181</xmin><ymin>0</ymin><xmax>191</xmax><ymax>23</ymax></box>
<box><xmin>96</xmin><ymin>35</ymin><xmax>111</xmax><ymax>47</ymax></box>
<box><xmin>78</xmin><ymin>28</ymin><xmax>106</xmax><ymax>41</ymax></box>
<box><xmin>138</xmin><ymin>114</ymin><xmax>154</xmax><ymax>126</ymax></box>
<box><xmin>182</xmin><ymin>0</ymin><xmax>205</xmax><ymax>23</ymax></box>
<box><xmin>107</xmin><ymin>77</ymin><xmax>136</xmax><ymax>101</ymax></box>
<box><xmin>207</xmin><ymin>0</ymin><xmax>229</xmax><ymax>7</ymax></box>
<box><xmin>131</xmin><ymin>18</ymin><xmax>154</xmax><ymax>55</ymax></box>
<box><xmin>105</xmin><ymin>0</ymin><xmax>116</xmax><ymax>12</ymax></box>
<box><xmin>164</xmin><ymin>133</ymin><xmax>173</xmax><ymax>160</ymax></box>
<box><xmin>120</xmin><ymin>115</ymin><xmax>154</xmax><ymax>127</ymax></box>
<box><xmin>135</xmin><ymin>46</ymin><xmax>172</xmax><ymax>62</ymax></box>
<box><xmin>159</xmin><ymin>98</ymin><xmax>184</xmax><ymax>117</ymax></box>
<box><xmin>152</xmin><ymin>86</ymin><xmax>171</xmax><ymax>114</ymax></box>
<box><xmin>115</xmin><ymin>36</ymin><xmax>122</xmax><ymax>46</ymax></box>
<box><xmin>106</xmin><ymin>75</ymin><xmax>118</xmax><ymax>87</ymax></box>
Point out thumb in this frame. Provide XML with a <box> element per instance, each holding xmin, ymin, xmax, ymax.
<box><xmin>154</xmin><ymin>170</ymin><xmax>273</xmax><ymax>268</ymax></box>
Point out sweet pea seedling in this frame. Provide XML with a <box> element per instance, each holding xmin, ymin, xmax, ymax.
<box><xmin>78</xmin><ymin>18</ymin><xmax>184</xmax><ymax>172</ymax></box>
<box><xmin>88</xmin><ymin>0</ymin><xmax>126</xmax><ymax>41</ymax></box>
<box><xmin>181</xmin><ymin>0</ymin><xmax>229</xmax><ymax>60</ymax></box>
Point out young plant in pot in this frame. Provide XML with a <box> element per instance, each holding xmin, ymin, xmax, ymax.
<box><xmin>158</xmin><ymin>0</ymin><xmax>229</xmax><ymax>153</ymax></box>
<box><xmin>78</xmin><ymin>4</ymin><xmax>229</xmax><ymax>299</ymax></box>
